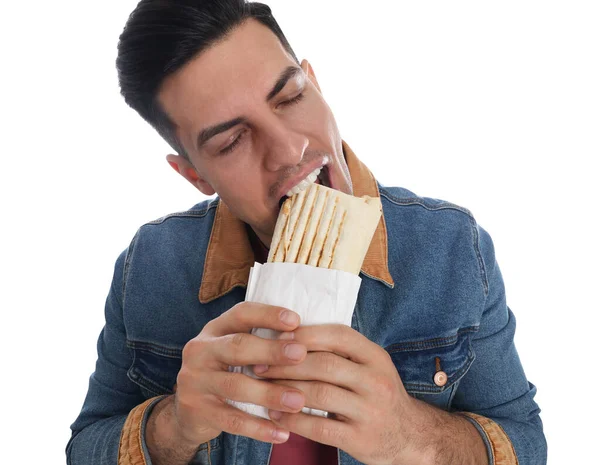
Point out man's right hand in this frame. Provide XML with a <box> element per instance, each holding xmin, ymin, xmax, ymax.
<box><xmin>146</xmin><ymin>302</ymin><xmax>307</xmax><ymax>464</ymax></box>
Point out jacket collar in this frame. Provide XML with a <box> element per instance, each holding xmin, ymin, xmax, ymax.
<box><xmin>199</xmin><ymin>140</ymin><xmax>395</xmax><ymax>304</ymax></box>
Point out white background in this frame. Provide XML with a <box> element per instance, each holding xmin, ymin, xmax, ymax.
<box><xmin>1</xmin><ymin>1</ymin><xmax>598</xmax><ymax>463</ymax></box>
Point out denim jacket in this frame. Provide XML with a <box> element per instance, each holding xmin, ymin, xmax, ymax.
<box><xmin>67</xmin><ymin>141</ymin><xmax>546</xmax><ymax>465</ymax></box>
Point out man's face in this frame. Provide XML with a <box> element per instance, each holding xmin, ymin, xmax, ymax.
<box><xmin>158</xmin><ymin>19</ymin><xmax>352</xmax><ymax>246</ymax></box>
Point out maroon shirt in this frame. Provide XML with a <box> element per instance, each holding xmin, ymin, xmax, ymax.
<box><xmin>246</xmin><ymin>226</ymin><xmax>338</xmax><ymax>465</ymax></box>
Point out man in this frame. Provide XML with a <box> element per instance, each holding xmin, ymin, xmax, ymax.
<box><xmin>67</xmin><ymin>1</ymin><xmax>547</xmax><ymax>464</ymax></box>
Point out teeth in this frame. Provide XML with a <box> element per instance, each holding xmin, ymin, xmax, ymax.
<box><xmin>286</xmin><ymin>167</ymin><xmax>323</xmax><ymax>197</ymax></box>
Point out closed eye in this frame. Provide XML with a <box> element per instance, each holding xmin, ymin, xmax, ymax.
<box><xmin>219</xmin><ymin>129</ymin><xmax>248</xmax><ymax>155</ymax></box>
<box><xmin>218</xmin><ymin>93</ymin><xmax>306</xmax><ymax>155</ymax></box>
<box><xmin>279</xmin><ymin>92</ymin><xmax>305</xmax><ymax>108</ymax></box>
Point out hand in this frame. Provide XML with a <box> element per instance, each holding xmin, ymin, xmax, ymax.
<box><xmin>172</xmin><ymin>302</ymin><xmax>310</xmax><ymax>446</ymax></box>
<box><xmin>255</xmin><ymin>325</ymin><xmax>433</xmax><ymax>465</ymax></box>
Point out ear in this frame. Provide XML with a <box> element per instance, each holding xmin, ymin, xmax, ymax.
<box><xmin>301</xmin><ymin>59</ymin><xmax>322</xmax><ymax>94</ymax></box>
<box><xmin>165</xmin><ymin>154</ymin><xmax>216</xmax><ymax>196</ymax></box>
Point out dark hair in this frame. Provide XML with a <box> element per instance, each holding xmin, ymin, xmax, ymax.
<box><xmin>116</xmin><ymin>0</ymin><xmax>299</xmax><ymax>161</ymax></box>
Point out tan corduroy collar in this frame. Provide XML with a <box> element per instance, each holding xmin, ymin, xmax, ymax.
<box><xmin>198</xmin><ymin>140</ymin><xmax>395</xmax><ymax>304</ymax></box>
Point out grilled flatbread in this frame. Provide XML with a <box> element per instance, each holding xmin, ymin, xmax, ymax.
<box><xmin>269</xmin><ymin>183</ymin><xmax>381</xmax><ymax>274</ymax></box>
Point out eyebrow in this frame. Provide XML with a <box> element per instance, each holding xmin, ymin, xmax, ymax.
<box><xmin>196</xmin><ymin>65</ymin><xmax>303</xmax><ymax>151</ymax></box>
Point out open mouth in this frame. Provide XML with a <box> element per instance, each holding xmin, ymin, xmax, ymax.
<box><xmin>278</xmin><ymin>165</ymin><xmax>332</xmax><ymax>209</ymax></box>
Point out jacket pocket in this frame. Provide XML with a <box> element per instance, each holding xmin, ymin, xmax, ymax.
<box><xmin>126</xmin><ymin>340</ymin><xmax>182</xmax><ymax>398</ymax></box>
<box><xmin>385</xmin><ymin>327</ymin><xmax>477</xmax><ymax>411</ymax></box>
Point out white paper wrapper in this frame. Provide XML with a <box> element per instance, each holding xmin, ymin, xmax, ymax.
<box><xmin>227</xmin><ymin>262</ymin><xmax>361</xmax><ymax>420</ymax></box>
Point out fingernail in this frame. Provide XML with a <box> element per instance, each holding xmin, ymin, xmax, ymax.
<box><xmin>284</xmin><ymin>343</ymin><xmax>305</xmax><ymax>361</ymax></box>
<box><xmin>278</xmin><ymin>331</ymin><xmax>295</xmax><ymax>341</ymax></box>
<box><xmin>282</xmin><ymin>391</ymin><xmax>304</xmax><ymax>410</ymax></box>
<box><xmin>272</xmin><ymin>427</ymin><xmax>288</xmax><ymax>442</ymax></box>
<box><xmin>168</xmin><ymin>161</ymin><xmax>178</xmax><ymax>173</ymax></box>
<box><xmin>280</xmin><ymin>310</ymin><xmax>298</xmax><ymax>326</ymax></box>
<box><xmin>253</xmin><ymin>364</ymin><xmax>268</xmax><ymax>375</ymax></box>
<box><xmin>270</xmin><ymin>410</ymin><xmax>284</xmax><ymax>421</ymax></box>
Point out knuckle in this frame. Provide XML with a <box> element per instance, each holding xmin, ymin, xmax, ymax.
<box><xmin>318</xmin><ymin>352</ymin><xmax>338</xmax><ymax>375</ymax></box>
<box><xmin>219</xmin><ymin>373</ymin><xmax>240</xmax><ymax>398</ymax></box>
<box><xmin>231</xmin><ymin>305</ymin><xmax>247</xmax><ymax>324</ymax></box>
<box><xmin>312</xmin><ymin>422</ymin><xmax>327</xmax><ymax>440</ymax></box>
<box><xmin>175</xmin><ymin>367</ymin><xmax>191</xmax><ymax>388</ymax></box>
<box><xmin>229</xmin><ymin>333</ymin><xmax>248</xmax><ymax>359</ymax></box>
<box><xmin>323</xmin><ymin>423</ymin><xmax>347</xmax><ymax>447</ymax></box>
<box><xmin>181</xmin><ymin>340</ymin><xmax>194</xmax><ymax>360</ymax></box>
<box><xmin>202</xmin><ymin>319</ymin><xmax>216</xmax><ymax>334</ymax></box>
<box><xmin>313</xmin><ymin>383</ymin><xmax>332</xmax><ymax>406</ymax></box>
<box><xmin>222</xmin><ymin>333</ymin><xmax>248</xmax><ymax>364</ymax></box>
<box><xmin>182</xmin><ymin>338</ymin><xmax>206</xmax><ymax>360</ymax></box>
<box><xmin>223</xmin><ymin>412</ymin><xmax>245</xmax><ymax>434</ymax></box>
<box><xmin>378</xmin><ymin>345</ymin><xmax>392</xmax><ymax>362</ymax></box>
<box><xmin>230</xmin><ymin>302</ymin><xmax>244</xmax><ymax>312</ymax></box>
<box><xmin>312</xmin><ymin>422</ymin><xmax>343</xmax><ymax>444</ymax></box>
<box><xmin>230</xmin><ymin>332</ymin><xmax>246</xmax><ymax>348</ymax></box>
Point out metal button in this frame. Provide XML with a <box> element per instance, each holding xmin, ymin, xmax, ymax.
<box><xmin>434</xmin><ymin>371</ymin><xmax>448</xmax><ymax>387</ymax></box>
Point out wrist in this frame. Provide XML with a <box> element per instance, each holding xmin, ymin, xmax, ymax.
<box><xmin>146</xmin><ymin>395</ymin><xmax>202</xmax><ymax>464</ymax></box>
<box><xmin>400</xmin><ymin>397</ymin><xmax>487</xmax><ymax>465</ymax></box>
<box><xmin>390</xmin><ymin>396</ymin><xmax>442</xmax><ymax>465</ymax></box>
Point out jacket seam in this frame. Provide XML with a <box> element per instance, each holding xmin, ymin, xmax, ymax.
<box><xmin>126</xmin><ymin>340</ymin><xmax>183</xmax><ymax>358</ymax></box>
<box><xmin>379</xmin><ymin>189</ymin><xmax>474</xmax><ymax>216</ymax></box>
<box><xmin>385</xmin><ymin>326</ymin><xmax>479</xmax><ymax>352</ymax></box>
<box><xmin>359</xmin><ymin>269</ymin><xmax>394</xmax><ymax>288</ymax></box>
<box><xmin>379</xmin><ymin>188</ymin><xmax>489</xmax><ymax>297</ymax></box>
<box><xmin>471</xmin><ymin>220</ymin><xmax>489</xmax><ymax>296</ymax></box>
<box><xmin>122</xmin><ymin>229</ymin><xmax>140</xmax><ymax>305</ymax></box>
<box><xmin>121</xmin><ymin>201</ymin><xmax>219</xmax><ymax>304</ymax></box>
<box><xmin>144</xmin><ymin>199</ymin><xmax>219</xmax><ymax>226</ymax></box>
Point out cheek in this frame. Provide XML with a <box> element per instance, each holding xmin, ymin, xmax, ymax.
<box><xmin>214</xmin><ymin>168</ymin><xmax>269</xmax><ymax>216</ymax></box>
<box><xmin>299</xmin><ymin>96</ymin><xmax>338</xmax><ymax>141</ymax></box>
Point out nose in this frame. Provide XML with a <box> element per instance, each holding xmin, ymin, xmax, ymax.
<box><xmin>262</xmin><ymin>122</ymin><xmax>309</xmax><ymax>172</ymax></box>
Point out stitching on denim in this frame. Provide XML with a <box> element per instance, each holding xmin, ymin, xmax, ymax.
<box><xmin>145</xmin><ymin>199</ymin><xmax>218</xmax><ymax>226</ymax></box>
<box><xmin>129</xmin><ymin>368</ymin><xmax>171</xmax><ymax>397</ymax></box>
<box><xmin>126</xmin><ymin>340</ymin><xmax>183</xmax><ymax>358</ymax></box>
<box><xmin>385</xmin><ymin>326</ymin><xmax>479</xmax><ymax>352</ymax></box>
<box><xmin>378</xmin><ymin>188</ymin><xmax>489</xmax><ymax>296</ymax></box>
<box><xmin>471</xmin><ymin>221</ymin><xmax>489</xmax><ymax>296</ymax></box>
<box><xmin>121</xmin><ymin>201</ymin><xmax>218</xmax><ymax>306</ymax></box>
<box><xmin>379</xmin><ymin>189</ymin><xmax>475</xmax><ymax>217</ymax></box>
<box><xmin>199</xmin><ymin>282</ymin><xmax>248</xmax><ymax>304</ymax></box>
<box><xmin>199</xmin><ymin>200</ymin><xmax>223</xmax><ymax>303</ymax></box>
<box><xmin>379</xmin><ymin>186</ymin><xmax>489</xmax><ymax>296</ymax></box>
<box><xmin>128</xmin><ymin>347</ymin><xmax>179</xmax><ymax>395</ymax></box>
<box><xmin>122</xmin><ymin>228</ymin><xmax>141</xmax><ymax>305</ymax></box>
<box><xmin>196</xmin><ymin>435</ymin><xmax>222</xmax><ymax>453</ymax></box>
<box><xmin>359</xmin><ymin>269</ymin><xmax>395</xmax><ymax>288</ymax></box>
<box><xmin>445</xmin><ymin>382</ymin><xmax>458</xmax><ymax>410</ymax></box>
<box><xmin>111</xmin><ymin>274</ymin><xmax>124</xmax><ymax>311</ymax></box>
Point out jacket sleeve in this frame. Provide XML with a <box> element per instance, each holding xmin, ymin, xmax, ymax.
<box><xmin>66</xmin><ymin>247</ymin><xmax>163</xmax><ymax>464</ymax></box>
<box><xmin>452</xmin><ymin>225</ymin><xmax>547</xmax><ymax>464</ymax></box>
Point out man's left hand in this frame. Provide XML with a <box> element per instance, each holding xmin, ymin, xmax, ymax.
<box><xmin>253</xmin><ymin>324</ymin><xmax>438</xmax><ymax>465</ymax></box>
